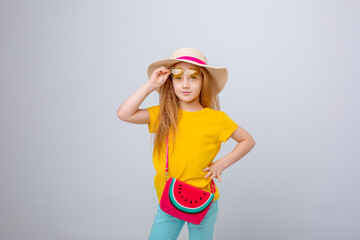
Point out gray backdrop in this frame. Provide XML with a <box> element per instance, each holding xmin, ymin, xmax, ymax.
<box><xmin>1</xmin><ymin>0</ymin><xmax>359</xmax><ymax>239</ymax></box>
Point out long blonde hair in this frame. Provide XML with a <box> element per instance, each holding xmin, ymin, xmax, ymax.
<box><xmin>151</xmin><ymin>63</ymin><xmax>221</xmax><ymax>156</ymax></box>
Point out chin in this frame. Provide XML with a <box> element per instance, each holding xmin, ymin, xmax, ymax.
<box><xmin>181</xmin><ymin>98</ymin><xmax>198</xmax><ymax>103</ymax></box>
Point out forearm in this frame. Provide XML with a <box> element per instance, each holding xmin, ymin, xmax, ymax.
<box><xmin>220</xmin><ymin>139</ymin><xmax>255</xmax><ymax>170</ymax></box>
<box><xmin>117</xmin><ymin>81</ymin><xmax>157</xmax><ymax>118</ymax></box>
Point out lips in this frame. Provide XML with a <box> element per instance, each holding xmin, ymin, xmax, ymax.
<box><xmin>181</xmin><ymin>91</ymin><xmax>191</xmax><ymax>95</ymax></box>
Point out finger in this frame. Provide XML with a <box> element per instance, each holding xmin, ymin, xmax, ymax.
<box><xmin>162</xmin><ymin>68</ymin><xmax>170</xmax><ymax>75</ymax></box>
<box><xmin>203</xmin><ymin>167</ymin><xmax>209</xmax><ymax>172</ymax></box>
<box><xmin>161</xmin><ymin>66</ymin><xmax>169</xmax><ymax>73</ymax></box>
<box><xmin>205</xmin><ymin>171</ymin><xmax>213</xmax><ymax>179</ymax></box>
<box><xmin>155</xmin><ymin>68</ymin><xmax>163</xmax><ymax>75</ymax></box>
<box><xmin>210</xmin><ymin>172</ymin><xmax>216</xmax><ymax>180</ymax></box>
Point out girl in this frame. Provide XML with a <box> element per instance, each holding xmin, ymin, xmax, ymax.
<box><xmin>117</xmin><ymin>47</ymin><xmax>255</xmax><ymax>240</ymax></box>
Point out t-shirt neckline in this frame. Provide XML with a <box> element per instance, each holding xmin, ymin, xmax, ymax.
<box><xmin>180</xmin><ymin>107</ymin><xmax>208</xmax><ymax>114</ymax></box>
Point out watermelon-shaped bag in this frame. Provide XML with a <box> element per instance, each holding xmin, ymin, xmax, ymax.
<box><xmin>160</xmin><ymin>134</ymin><xmax>216</xmax><ymax>225</ymax></box>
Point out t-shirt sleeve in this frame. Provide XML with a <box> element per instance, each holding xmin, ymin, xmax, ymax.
<box><xmin>219</xmin><ymin>111</ymin><xmax>239</xmax><ymax>143</ymax></box>
<box><xmin>146</xmin><ymin>105</ymin><xmax>160</xmax><ymax>133</ymax></box>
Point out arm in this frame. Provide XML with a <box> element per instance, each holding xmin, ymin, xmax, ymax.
<box><xmin>219</xmin><ymin>126</ymin><xmax>256</xmax><ymax>170</ymax></box>
<box><xmin>204</xmin><ymin>126</ymin><xmax>256</xmax><ymax>182</ymax></box>
<box><xmin>117</xmin><ymin>81</ymin><xmax>156</xmax><ymax>124</ymax></box>
<box><xmin>117</xmin><ymin>66</ymin><xmax>170</xmax><ymax>124</ymax></box>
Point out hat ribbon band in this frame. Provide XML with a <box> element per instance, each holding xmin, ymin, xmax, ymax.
<box><xmin>176</xmin><ymin>56</ymin><xmax>207</xmax><ymax>65</ymax></box>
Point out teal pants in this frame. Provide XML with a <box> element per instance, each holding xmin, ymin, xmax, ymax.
<box><xmin>148</xmin><ymin>200</ymin><xmax>219</xmax><ymax>240</ymax></box>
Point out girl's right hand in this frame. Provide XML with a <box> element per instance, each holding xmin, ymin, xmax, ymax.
<box><xmin>148</xmin><ymin>66</ymin><xmax>171</xmax><ymax>91</ymax></box>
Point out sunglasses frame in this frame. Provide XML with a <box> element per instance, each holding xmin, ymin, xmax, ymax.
<box><xmin>169</xmin><ymin>67</ymin><xmax>203</xmax><ymax>80</ymax></box>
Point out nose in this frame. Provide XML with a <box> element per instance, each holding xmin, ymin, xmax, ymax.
<box><xmin>182</xmin><ymin>77</ymin><xmax>190</xmax><ymax>88</ymax></box>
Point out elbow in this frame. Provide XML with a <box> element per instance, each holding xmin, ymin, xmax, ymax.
<box><xmin>117</xmin><ymin>110</ymin><xmax>127</xmax><ymax>121</ymax></box>
<box><xmin>244</xmin><ymin>137</ymin><xmax>255</xmax><ymax>148</ymax></box>
<box><xmin>250</xmin><ymin>139</ymin><xmax>256</xmax><ymax>148</ymax></box>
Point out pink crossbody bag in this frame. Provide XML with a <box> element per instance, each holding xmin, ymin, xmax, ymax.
<box><xmin>159</xmin><ymin>134</ymin><xmax>216</xmax><ymax>225</ymax></box>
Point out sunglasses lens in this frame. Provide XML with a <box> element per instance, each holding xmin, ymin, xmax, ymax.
<box><xmin>188</xmin><ymin>68</ymin><xmax>201</xmax><ymax>78</ymax></box>
<box><xmin>170</xmin><ymin>67</ymin><xmax>201</xmax><ymax>79</ymax></box>
<box><xmin>170</xmin><ymin>68</ymin><xmax>183</xmax><ymax>78</ymax></box>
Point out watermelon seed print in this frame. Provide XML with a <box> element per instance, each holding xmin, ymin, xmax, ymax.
<box><xmin>169</xmin><ymin>178</ymin><xmax>215</xmax><ymax>214</ymax></box>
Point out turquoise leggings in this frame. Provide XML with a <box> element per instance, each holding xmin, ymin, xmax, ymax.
<box><xmin>148</xmin><ymin>200</ymin><xmax>219</xmax><ymax>240</ymax></box>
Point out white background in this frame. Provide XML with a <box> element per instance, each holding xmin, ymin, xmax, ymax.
<box><xmin>0</xmin><ymin>0</ymin><xmax>359</xmax><ymax>239</ymax></box>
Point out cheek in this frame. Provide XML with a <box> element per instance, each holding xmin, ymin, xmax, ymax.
<box><xmin>195</xmin><ymin>80</ymin><xmax>202</xmax><ymax>90</ymax></box>
<box><xmin>172</xmin><ymin>81</ymin><xmax>182</xmax><ymax>91</ymax></box>
<box><xmin>172</xmin><ymin>81</ymin><xmax>179</xmax><ymax>88</ymax></box>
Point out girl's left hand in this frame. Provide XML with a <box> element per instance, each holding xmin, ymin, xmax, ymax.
<box><xmin>203</xmin><ymin>159</ymin><xmax>226</xmax><ymax>182</ymax></box>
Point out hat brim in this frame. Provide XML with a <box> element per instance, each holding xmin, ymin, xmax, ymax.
<box><xmin>147</xmin><ymin>58</ymin><xmax>228</xmax><ymax>93</ymax></box>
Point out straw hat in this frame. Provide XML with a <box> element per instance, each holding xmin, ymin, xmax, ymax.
<box><xmin>147</xmin><ymin>47</ymin><xmax>228</xmax><ymax>93</ymax></box>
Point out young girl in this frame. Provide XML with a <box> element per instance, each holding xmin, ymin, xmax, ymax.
<box><xmin>117</xmin><ymin>47</ymin><xmax>255</xmax><ymax>240</ymax></box>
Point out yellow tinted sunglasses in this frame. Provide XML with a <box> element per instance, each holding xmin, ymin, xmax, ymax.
<box><xmin>169</xmin><ymin>67</ymin><xmax>203</xmax><ymax>79</ymax></box>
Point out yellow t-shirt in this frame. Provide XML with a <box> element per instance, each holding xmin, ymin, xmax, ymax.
<box><xmin>146</xmin><ymin>105</ymin><xmax>239</xmax><ymax>204</ymax></box>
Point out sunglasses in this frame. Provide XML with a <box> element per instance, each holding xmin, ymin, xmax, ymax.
<box><xmin>169</xmin><ymin>67</ymin><xmax>203</xmax><ymax>79</ymax></box>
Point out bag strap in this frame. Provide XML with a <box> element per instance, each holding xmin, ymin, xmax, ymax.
<box><xmin>165</xmin><ymin>134</ymin><xmax>216</xmax><ymax>193</ymax></box>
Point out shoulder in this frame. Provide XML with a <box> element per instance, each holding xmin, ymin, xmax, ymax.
<box><xmin>205</xmin><ymin>107</ymin><xmax>226</xmax><ymax>118</ymax></box>
<box><xmin>146</xmin><ymin>105</ymin><xmax>160</xmax><ymax>115</ymax></box>
<box><xmin>209</xmin><ymin>108</ymin><xmax>234</xmax><ymax>117</ymax></box>
<box><xmin>198</xmin><ymin>108</ymin><xmax>225</xmax><ymax>125</ymax></box>
<box><xmin>146</xmin><ymin>105</ymin><xmax>160</xmax><ymax>121</ymax></box>
<box><xmin>146</xmin><ymin>105</ymin><xmax>160</xmax><ymax>111</ymax></box>
<box><xmin>146</xmin><ymin>105</ymin><xmax>160</xmax><ymax>133</ymax></box>
<box><xmin>206</xmin><ymin>108</ymin><xmax>238</xmax><ymax>125</ymax></box>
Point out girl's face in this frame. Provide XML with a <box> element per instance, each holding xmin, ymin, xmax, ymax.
<box><xmin>171</xmin><ymin>62</ymin><xmax>203</xmax><ymax>104</ymax></box>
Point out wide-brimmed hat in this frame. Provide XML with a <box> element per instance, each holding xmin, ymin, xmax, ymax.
<box><xmin>147</xmin><ymin>47</ymin><xmax>228</xmax><ymax>93</ymax></box>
